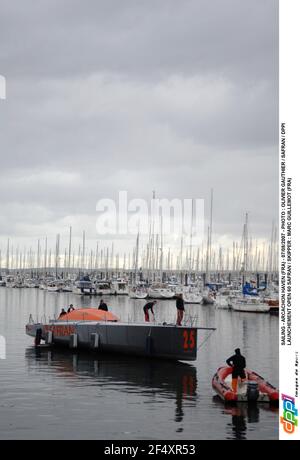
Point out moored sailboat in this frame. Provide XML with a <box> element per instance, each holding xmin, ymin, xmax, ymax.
<box><xmin>148</xmin><ymin>283</ymin><xmax>175</xmax><ymax>299</ymax></box>
<box><xmin>231</xmin><ymin>296</ymin><xmax>270</xmax><ymax>313</ymax></box>
<box><xmin>26</xmin><ymin>308</ymin><xmax>216</xmax><ymax>361</ymax></box>
<box><xmin>128</xmin><ymin>285</ymin><xmax>148</xmax><ymax>299</ymax></box>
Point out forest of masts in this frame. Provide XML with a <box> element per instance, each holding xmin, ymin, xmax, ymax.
<box><xmin>0</xmin><ymin>222</ymin><xmax>278</xmax><ymax>277</ymax></box>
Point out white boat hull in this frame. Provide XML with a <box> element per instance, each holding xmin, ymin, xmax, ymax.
<box><xmin>72</xmin><ymin>287</ymin><xmax>96</xmax><ymax>295</ymax></box>
<box><xmin>148</xmin><ymin>289</ymin><xmax>175</xmax><ymax>299</ymax></box>
<box><xmin>129</xmin><ymin>290</ymin><xmax>148</xmax><ymax>299</ymax></box>
<box><xmin>183</xmin><ymin>293</ymin><xmax>202</xmax><ymax>304</ymax></box>
<box><xmin>95</xmin><ymin>288</ymin><xmax>111</xmax><ymax>296</ymax></box>
<box><xmin>231</xmin><ymin>299</ymin><xmax>270</xmax><ymax>313</ymax></box>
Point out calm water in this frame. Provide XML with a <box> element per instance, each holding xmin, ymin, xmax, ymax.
<box><xmin>0</xmin><ymin>287</ymin><xmax>279</xmax><ymax>440</ymax></box>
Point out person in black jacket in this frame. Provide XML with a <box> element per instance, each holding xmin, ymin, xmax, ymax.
<box><xmin>59</xmin><ymin>308</ymin><xmax>67</xmax><ymax>318</ymax></box>
<box><xmin>98</xmin><ymin>299</ymin><xmax>108</xmax><ymax>311</ymax></box>
<box><xmin>67</xmin><ymin>304</ymin><xmax>75</xmax><ymax>313</ymax></box>
<box><xmin>143</xmin><ymin>301</ymin><xmax>157</xmax><ymax>322</ymax></box>
<box><xmin>226</xmin><ymin>348</ymin><xmax>247</xmax><ymax>393</ymax></box>
<box><xmin>176</xmin><ymin>294</ymin><xmax>185</xmax><ymax>326</ymax></box>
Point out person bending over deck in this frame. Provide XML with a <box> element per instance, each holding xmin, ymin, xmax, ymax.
<box><xmin>143</xmin><ymin>300</ymin><xmax>157</xmax><ymax>322</ymax></box>
<box><xmin>98</xmin><ymin>299</ymin><xmax>108</xmax><ymax>311</ymax></box>
<box><xmin>176</xmin><ymin>293</ymin><xmax>185</xmax><ymax>326</ymax></box>
<box><xmin>59</xmin><ymin>308</ymin><xmax>67</xmax><ymax>318</ymax></box>
<box><xmin>67</xmin><ymin>304</ymin><xmax>75</xmax><ymax>313</ymax></box>
<box><xmin>226</xmin><ymin>348</ymin><xmax>247</xmax><ymax>393</ymax></box>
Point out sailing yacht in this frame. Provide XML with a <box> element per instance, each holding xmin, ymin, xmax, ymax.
<box><xmin>95</xmin><ymin>280</ymin><xmax>112</xmax><ymax>296</ymax></box>
<box><xmin>47</xmin><ymin>281</ymin><xmax>62</xmax><ymax>292</ymax></box>
<box><xmin>73</xmin><ymin>276</ymin><xmax>95</xmax><ymax>295</ymax></box>
<box><xmin>13</xmin><ymin>276</ymin><xmax>26</xmax><ymax>288</ymax></box>
<box><xmin>231</xmin><ymin>296</ymin><xmax>270</xmax><ymax>313</ymax></box>
<box><xmin>61</xmin><ymin>280</ymin><xmax>73</xmax><ymax>292</ymax></box>
<box><xmin>182</xmin><ymin>286</ymin><xmax>202</xmax><ymax>304</ymax></box>
<box><xmin>111</xmin><ymin>278</ymin><xmax>129</xmax><ymax>295</ymax></box>
<box><xmin>148</xmin><ymin>283</ymin><xmax>175</xmax><ymax>299</ymax></box>
<box><xmin>129</xmin><ymin>285</ymin><xmax>148</xmax><ymax>299</ymax></box>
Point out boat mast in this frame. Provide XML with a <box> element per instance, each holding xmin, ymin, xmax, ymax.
<box><xmin>205</xmin><ymin>189</ymin><xmax>213</xmax><ymax>283</ymax></box>
<box><xmin>243</xmin><ymin>213</ymin><xmax>248</xmax><ymax>275</ymax></box>
<box><xmin>134</xmin><ymin>230</ymin><xmax>140</xmax><ymax>285</ymax></box>
<box><xmin>240</xmin><ymin>212</ymin><xmax>249</xmax><ymax>287</ymax></box>
<box><xmin>155</xmin><ymin>234</ymin><xmax>159</xmax><ymax>273</ymax></box>
<box><xmin>95</xmin><ymin>241</ymin><xmax>99</xmax><ymax>271</ymax></box>
<box><xmin>123</xmin><ymin>252</ymin><xmax>126</xmax><ymax>272</ymax></box>
<box><xmin>15</xmin><ymin>246</ymin><xmax>19</xmax><ymax>274</ymax></box>
<box><xmin>189</xmin><ymin>198</ymin><xmax>194</xmax><ymax>273</ymax></box>
<box><xmin>100</xmin><ymin>248</ymin><xmax>103</xmax><ymax>271</ymax></box>
<box><xmin>68</xmin><ymin>226</ymin><xmax>72</xmax><ymax>277</ymax></box>
<box><xmin>159</xmin><ymin>213</ymin><xmax>163</xmax><ymax>281</ymax></box>
<box><xmin>269</xmin><ymin>220</ymin><xmax>275</xmax><ymax>275</ymax></box>
<box><xmin>209</xmin><ymin>188</ymin><xmax>213</xmax><ymax>282</ymax></box>
<box><xmin>82</xmin><ymin>230</ymin><xmax>86</xmax><ymax>275</ymax></box>
<box><xmin>55</xmin><ymin>234</ymin><xmax>60</xmax><ymax>279</ymax></box>
<box><xmin>48</xmin><ymin>248</ymin><xmax>52</xmax><ymax>272</ymax></box>
<box><xmin>44</xmin><ymin>237</ymin><xmax>47</xmax><ymax>277</ymax></box>
<box><xmin>149</xmin><ymin>190</ymin><xmax>156</xmax><ymax>282</ymax></box>
<box><xmin>110</xmin><ymin>242</ymin><xmax>114</xmax><ymax>274</ymax></box>
<box><xmin>37</xmin><ymin>239</ymin><xmax>40</xmax><ymax>277</ymax></box>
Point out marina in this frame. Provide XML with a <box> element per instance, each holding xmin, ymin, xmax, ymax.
<box><xmin>0</xmin><ymin>211</ymin><xmax>279</xmax><ymax>440</ymax></box>
<box><xmin>0</xmin><ymin>285</ymin><xmax>278</xmax><ymax>440</ymax></box>
<box><xmin>0</xmin><ymin>0</ymin><xmax>282</xmax><ymax>442</ymax></box>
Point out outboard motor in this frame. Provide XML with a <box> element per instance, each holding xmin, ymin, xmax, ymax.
<box><xmin>247</xmin><ymin>381</ymin><xmax>259</xmax><ymax>402</ymax></box>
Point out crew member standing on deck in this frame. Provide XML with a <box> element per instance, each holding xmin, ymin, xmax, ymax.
<box><xmin>226</xmin><ymin>348</ymin><xmax>247</xmax><ymax>393</ymax></box>
<box><xmin>176</xmin><ymin>293</ymin><xmax>185</xmax><ymax>326</ymax></box>
<box><xmin>143</xmin><ymin>300</ymin><xmax>157</xmax><ymax>322</ymax></box>
<box><xmin>98</xmin><ymin>299</ymin><xmax>108</xmax><ymax>311</ymax></box>
<box><xmin>59</xmin><ymin>308</ymin><xmax>67</xmax><ymax>318</ymax></box>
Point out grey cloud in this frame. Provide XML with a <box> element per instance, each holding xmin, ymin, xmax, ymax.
<box><xmin>0</xmin><ymin>0</ymin><xmax>278</xmax><ymax>81</ymax></box>
<box><xmin>0</xmin><ymin>0</ymin><xmax>278</xmax><ymax>251</ymax></box>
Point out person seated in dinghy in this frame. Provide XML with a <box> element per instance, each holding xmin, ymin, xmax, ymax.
<box><xmin>226</xmin><ymin>348</ymin><xmax>247</xmax><ymax>394</ymax></box>
<box><xmin>98</xmin><ymin>299</ymin><xmax>108</xmax><ymax>311</ymax></box>
<box><xmin>67</xmin><ymin>304</ymin><xmax>75</xmax><ymax>313</ymax></box>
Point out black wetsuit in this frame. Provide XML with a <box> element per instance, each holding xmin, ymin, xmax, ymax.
<box><xmin>176</xmin><ymin>297</ymin><xmax>185</xmax><ymax>311</ymax></box>
<box><xmin>98</xmin><ymin>302</ymin><xmax>108</xmax><ymax>311</ymax></box>
<box><xmin>226</xmin><ymin>354</ymin><xmax>246</xmax><ymax>378</ymax></box>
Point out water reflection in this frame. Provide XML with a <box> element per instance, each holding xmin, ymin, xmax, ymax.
<box><xmin>213</xmin><ymin>395</ymin><xmax>278</xmax><ymax>440</ymax></box>
<box><xmin>26</xmin><ymin>347</ymin><xmax>197</xmax><ymax>426</ymax></box>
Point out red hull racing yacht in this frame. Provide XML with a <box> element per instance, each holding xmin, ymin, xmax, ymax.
<box><xmin>26</xmin><ymin>308</ymin><xmax>216</xmax><ymax>361</ymax></box>
<box><xmin>212</xmin><ymin>366</ymin><xmax>279</xmax><ymax>403</ymax></box>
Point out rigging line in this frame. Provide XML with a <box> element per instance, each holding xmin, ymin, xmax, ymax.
<box><xmin>197</xmin><ymin>329</ymin><xmax>215</xmax><ymax>351</ymax></box>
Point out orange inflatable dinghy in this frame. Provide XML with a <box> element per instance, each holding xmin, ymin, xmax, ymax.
<box><xmin>212</xmin><ymin>366</ymin><xmax>279</xmax><ymax>403</ymax></box>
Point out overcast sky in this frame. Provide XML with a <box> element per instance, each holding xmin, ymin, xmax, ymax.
<box><xmin>0</xmin><ymin>0</ymin><xmax>278</xmax><ymax>255</ymax></box>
